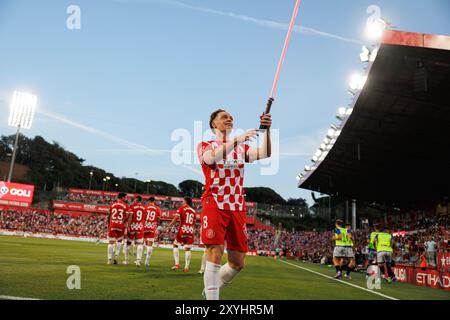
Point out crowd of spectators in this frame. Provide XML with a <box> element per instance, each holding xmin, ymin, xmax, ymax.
<box><xmin>60</xmin><ymin>192</ymin><xmax>256</xmax><ymax>216</ymax></box>
<box><xmin>1</xmin><ymin>206</ymin><xmax>448</xmax><ymax>269</ymax></box>
<box><xmin>247</xmin><ymin>217</ymin><xmax>449</xmax><ymax>269</ymax></box>
<box><xmin>0</xmin><ymin>208</ymin><xmax>202</xmax><ymax>244</ymax></box>
<box><xmin>61</xmin><ymin>192</ymin><xmax>205</xmax><ymax>211</ymax></box>
<box><xmin>0</xmin><ymin>209</ymin><xmax>108</xmax><ymax>238</ymax></box>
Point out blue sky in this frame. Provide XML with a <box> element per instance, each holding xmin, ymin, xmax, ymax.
<box><xmin>0</xmin><ymin>0</ymin><xmax>449</xmax><ymax>204</ymax></box>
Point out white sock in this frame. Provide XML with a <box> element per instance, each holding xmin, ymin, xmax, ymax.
<box><xmin>123</xmin><ymin>242</ymin><xmax>127</xmax><ymax>255</ymax></box>
<box><xmin>124</xmin><ymin>244</ymin><xmax>130</xmax><ymax>262</ymax></box>
<box><xmin>219</xmin><ymin>263</ymin><xmax>240</xmax><ymax>290</ymax></box>
<box><xmin>145</xmin><ymin>246</ymin><xmax>153</xmax><ymax>265</ymax></box>
<box><xmin>185</xmin><ymin>250</ymin><xmax>191</xmax><ymax>269</ymax></box>
<box><xmin>107</xmin><ymin>244</ymin><xmax>114</xmax><ymax>260</ymax></box>
<box><xmin>136</xmin><ymin>244</ymin><xmax>143</xmax><ymax>262</ymax></box>
<box><xmin>200</xmin><ymin>251</ymin><xmax>207</xmax><ymax>272</ymax></box>
<box><xmin>114</xmin><ymin>242</ymin><xmax>122</xmax><ymax>258</ymax></box>
<box><xmin>204</xmin><ymin>262</ymin><xmax>221</xmax><ymax>300</ymax></box>
<box><xmin>173</xmin><ymin>247</ymin><xmax>180</xmax><ymax>265</ymax></box>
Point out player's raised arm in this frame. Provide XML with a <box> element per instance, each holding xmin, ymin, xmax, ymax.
<box><xmin>247</xmin><ymin>113</ymin><xmax>272</xmax><ymax>163</ymax></box>
<box><xmin>201</xmin><ymin>109</ymin><xmax>259</xmax><ymax>165</ymax></box>
<box><xmin>202</xmin><ymin>130</ymin><xmax>259</xmax><ymax>165</ymax></box>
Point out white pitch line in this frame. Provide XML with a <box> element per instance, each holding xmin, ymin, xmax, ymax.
<box><xmin>0</xmin><ymin>295</ymin><xmax>40</xmax><ymax>300</ymax></box>
<box><xmin>277</xmin><ymin>259</ymin><xmax>399</xmax><ymax>300</ymax></box>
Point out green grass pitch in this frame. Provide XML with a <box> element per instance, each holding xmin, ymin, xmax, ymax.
<box><xmin>0</xmin><ymin>235</ymin><xmax>448</xmax><ymax>300</ymax></box>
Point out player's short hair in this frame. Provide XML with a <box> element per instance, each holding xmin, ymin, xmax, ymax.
<box><xmin>118</xmin><ymin>192</ymin><xmax>127</xmax><ymax>199</ymax></box>
<box><xmin>335</xmin><ymin>219</ymin><xmax>343</xmax><ymax>226</ymax></box>
<box><xmin>136</xmin><ymin>195</ymin><xmax>142</xmax><ymax>202</ymax></box>
<box><xmin>209</xmin><ymin>108</ymin><xmax>227</xmax><ymax>129</ymax></box>
<box><xmin>184</xmin><ymin>196</ymin><xmax>193</xmax><ymax>207</ymax></box>
<box><xmin>148</xmin><ymin>196</ymin><xmax>155</xmax><ymax>202</ymax></box>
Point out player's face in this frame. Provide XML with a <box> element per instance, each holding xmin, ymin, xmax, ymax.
<box><xmin>213</xmin><ymin>111</ymin><xmax>233</xmax><ymax>132</ymax></box>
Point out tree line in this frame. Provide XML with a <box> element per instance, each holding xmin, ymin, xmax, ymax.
<box><xmin>0</xmin><ymin>134</ymin><xmax>307</xmax><ymax>207</ymax></box>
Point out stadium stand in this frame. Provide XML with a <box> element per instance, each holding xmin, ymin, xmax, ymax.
<box><xmin>1</xmin><ymin>205</ymin><xmax>448</xmax><ymax>268</ymax></box>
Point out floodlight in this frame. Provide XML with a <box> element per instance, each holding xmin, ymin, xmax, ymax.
<box><xmin>369</xmin><ymin>47</ymin><xmax>379</xmax><ymax>62</ymax></box>
<box><xmin>312</xmin><ymin>156</ymin><xmax>318</xmax><ymax>162</ymax></box>
<box><xmin>7</xmin><ymin>90</ymin><xmax>38</xmax><ymax>182</ymax></box>
<box><xmin>323</xmin><ymin>137</ymin><xmax>330</xmax><ymax>144</ymax></box>
<box><xmin>315</xmin><ymin>149</ymin><xmax>322</xmax><ymax>157</ymax></box>
<box><xmin>304</xmin><ymin>165</ymin><xmax>311</xmax><ymax>171</ymax></box>
<box><xmin>319</xmin><ymin>151</ymin><xmax>329</xmax><ymax>161</ymax></box>
<box><xmin>360</xmin><ymin>46</ymin><xmax>370</xmax><ymax>62</ymax></box>
<box><xmin>8</xmin><ymin>90</ymin><xmax>37</xmax><ymax>129</ymax></box>
<box><xmin>327</xmin><ymin>128</ymin><xmax>336</xmax><ymax>138</ymax></box>
<box><xmin>366</xmin><ymin>18</ymin><xmax>386</xmax><ymax>41</ymax></box>
<box><xmin>349</xmin><ymin>74</ymin><xmax>367</xmax><ymax>91</ymax></box>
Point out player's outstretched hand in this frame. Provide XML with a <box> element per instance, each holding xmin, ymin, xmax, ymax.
<box><xmin>236</xmin><ymin>129</ymin><xmax>259</xmax><ymax>144</ymax></box>
<box><xmin>259</xmin><ymin>113</ymin><xmax>272</xmax><ymax>129</ymax></box>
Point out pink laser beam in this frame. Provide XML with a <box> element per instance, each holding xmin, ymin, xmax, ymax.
<box><xmin>270</xmin><ymin>0</ymin><xmax>301</xmax><ymax>99</ymax></box>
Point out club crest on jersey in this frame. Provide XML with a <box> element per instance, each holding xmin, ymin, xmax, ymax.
<box><xmin>206</xmin><ymin>228</ymin><xmax>215</xmax><ymax>239</ymax></box>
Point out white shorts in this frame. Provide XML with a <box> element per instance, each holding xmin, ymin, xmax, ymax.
<box><xmin>333</xmin><ymin>246</ymin><xmax>346</xmax><ymax>258</ymax></box>
<box><xmin>377</xmin><ymin>252</ymin><xmax>392</xmax><ymax>264</ymax></box>
<box><xmin>345</xmin><ymin>247</ymin><xmax>354</xmax><ymax>258</ymax></box>
<box><xmin>173</xmin><ymin>239</ymin><xmax>192</xmax><ymax>250</ymax></box>
<box><xmin>128</xmin><ymin>238</ymin><xmax>143</xmax><ymax>244</ymax></box>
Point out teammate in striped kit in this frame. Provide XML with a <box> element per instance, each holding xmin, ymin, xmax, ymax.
<box><xmin>124</xmin><ymin>196</ymin><xmax>146</xmax><ymax>266</ymax></box>
<box><xmin>165</xmin><ymin>196</ymin><xmax>197</xmax><ymax>272</ymax></box>
<box><xmin>107</xmin><ymin>193</ymin><xmax>128</xmax><ymax>265</ymax></box>
<box><xmin>143</xmin><ymin>196</ymin><xmax>161</xmax><ymax>267</ymax></box>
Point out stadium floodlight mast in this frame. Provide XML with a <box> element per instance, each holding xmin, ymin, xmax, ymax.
<box><xmin>145</xmin><ymin>179</ymin><xmax>151</xmax><ymax>194</ymax></box>
<box><xmin>88</xmin><ymin>171</ymin><xmax>94</xmax><ymax>190</ymax></box>
<box><xmin>105</xmin><ymin>176</ymin><xmax>111</xmax><ymax>190</ymax></box>
<box><xmin>7</xmin><ymin>90</ymin><xmax>37</xmax><ymax>182</ymax></box>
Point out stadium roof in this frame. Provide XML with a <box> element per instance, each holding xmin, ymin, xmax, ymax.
<box><xmin>298</xmin><ymin>30</ymin><xmax>450</xmax><ymax>205</ymax></box>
